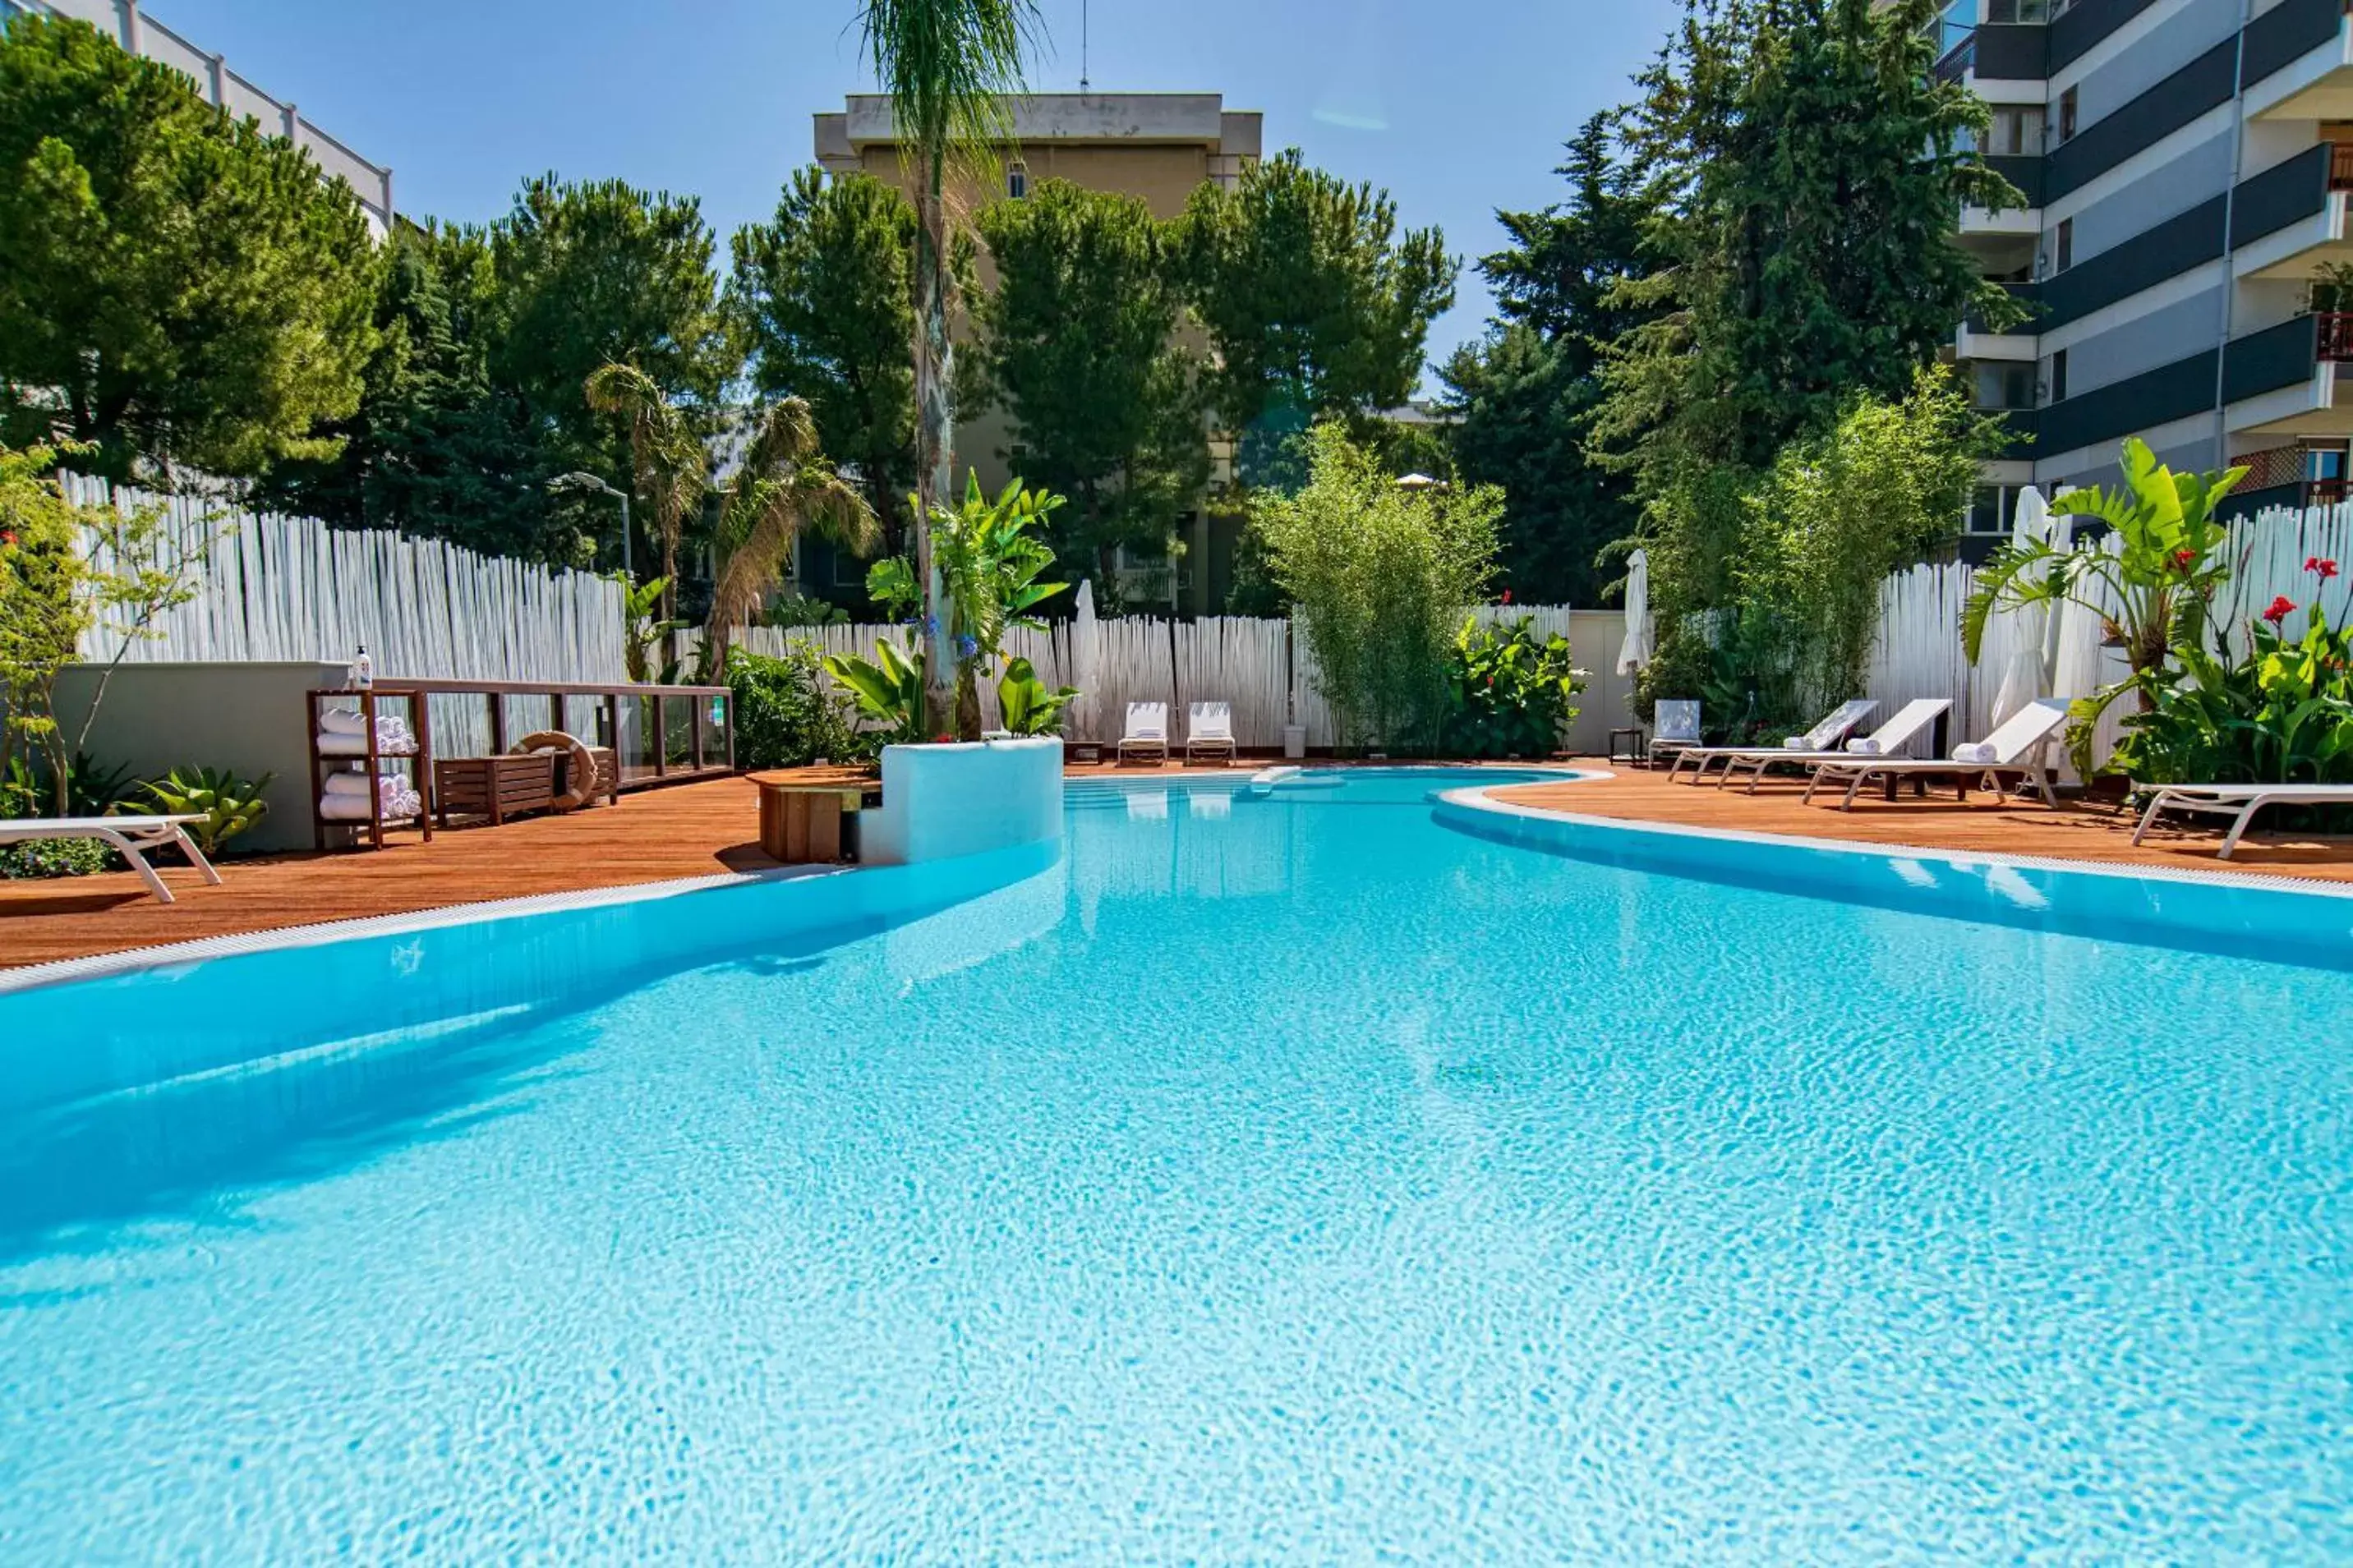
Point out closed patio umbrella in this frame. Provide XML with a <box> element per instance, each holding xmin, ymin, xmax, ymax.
<box><xmin>1616</xmin><ymin>549</ymin><xmax>1653</xmax><ymax>676</ymax></box>
<box><xmin>1988</xmin><ymin>487</ymin><xmax>2051</xmax><ymax>726</ymax></box>
<box><xmin>1071</xmin><ymin>577</ymin><xmax>1101</xmax><ymax>743</ymax></box>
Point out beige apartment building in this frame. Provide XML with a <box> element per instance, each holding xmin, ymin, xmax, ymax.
<box><xmin>808</xmin><ymin>93</ymin><xmax>1264</xmax><ymax>611</ymax></box>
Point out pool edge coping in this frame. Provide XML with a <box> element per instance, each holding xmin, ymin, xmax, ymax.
<box><xmin>0</xmin><ymin>862</ymin><xmax>854</xmax><ymax>996</ymax></box>
<box><xmin>1440</xmin><ymin>775</ymin><xmax>2353</xmax><ymax>902</ymax></box>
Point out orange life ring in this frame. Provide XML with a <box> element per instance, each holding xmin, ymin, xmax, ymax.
<box><xmin>513</xmin><ymin>729</ymin><xmax>599</xmax><ymax>812</ymax></box>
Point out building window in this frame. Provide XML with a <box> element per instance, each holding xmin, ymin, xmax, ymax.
<box><xmin>1006</xmin><ymin>163</ymin><xmax>1027</xmax><ymax>199</ymax></box>
<box><xmin>1973</xmin><ymin>362</ymin><xmax>2036</xmax><ymax>411</ymax></box>
<box><xmin>1970</xmin><ymin>485</ymin><xmax>2011</xmax><ymax>535</ymax></box>
<box><xmin>2054</xmin><ymin>217</ymin><xmax>2073</xmax><ymax>271</ymax></box>
<box><xmin>1983</xmin><ymin>105</ymin><xmax>2045</xmax><ymax>156</ymax></box>
<box><xmin>2047</xmin><ymin>347</ymin><xmax>2069</xmax><ymax>404</ymax></box>
<box><xmin>2057</xmin><ymin>86</ymin><xmax>2078</xmax><ymax>143</ymax></box>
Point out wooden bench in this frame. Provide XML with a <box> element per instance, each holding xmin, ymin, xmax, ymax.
<box><xmin>435</xmin><ymin>752</ymin><xmax>557</xmax><ymax>827</ymax></box>
<box><xmin>756</xmin><ymin>772</ymin><xmax>882</xmax><ymax>864</ymax></box>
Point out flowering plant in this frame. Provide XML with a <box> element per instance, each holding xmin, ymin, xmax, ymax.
<box><xmin>1440</xmin><ymin>614</ymin><xmax>1585</xmax><ymax>759</ymax></box>
<box><xmin>2115</xmin><ymin>556</ymin><xmax>2353</xmax><ymax>784</ymax></box>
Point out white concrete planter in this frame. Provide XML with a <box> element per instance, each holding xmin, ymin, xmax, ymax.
<box><xmin>1282</xmin><ymin>724</ymin><xmax>1307</xmax><ymax>760</ymax></box>
<box><xmin>863</xmin><ymin>736</ymin><xmax>1065</xmax><ymax>866</ymax></box>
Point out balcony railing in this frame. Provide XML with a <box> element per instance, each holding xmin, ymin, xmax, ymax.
<box><xmin>2332</xmin><ymin>142</ymin><xmax>2353</xmax><ymax>192</ymax></box>
<box><xmin>2309</xmin><ymin>476</ymin><xmax>2350</xmax><ymax>509</ymax></box>
<box><xmin>2318</xmin><ymin>311</ymin><xmax>2353</xmax><ymax>361</ymax></box>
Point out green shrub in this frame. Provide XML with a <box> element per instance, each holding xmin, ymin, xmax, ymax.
<box><xmin>0</xmin><ymin>835</ymin><xmax>109</xmax><ymax>878</ymax></box>
<box><xmin>729</xmin><ymin>642</ymin><xmax>876</xmax><ymax>768</ymax></box>
<box><xmin>1441</xmin><ymin>615</ymin><xmax>1584</xmax><ymax>758</ymax></box>
<box><xmin>0</xmin><ymin>752</ymin><xmax>141</xmax><ymax>877</ymax></box>
<box><xmin>140</xmin><ymin>766</ymin><xmax>270</xmax><ymax>854</ymax></box>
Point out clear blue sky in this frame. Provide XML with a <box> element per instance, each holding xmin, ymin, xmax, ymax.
<box><xmin>154</xmin><ymin>0</ymin><xmax>1684</xmax><ymax>378</ymax></box>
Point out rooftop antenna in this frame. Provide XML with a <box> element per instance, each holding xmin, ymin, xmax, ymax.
<box><xmin>1080</xmin><ymin>0</ymin><xmax>1089</xmax><ymax>92</ymax></box>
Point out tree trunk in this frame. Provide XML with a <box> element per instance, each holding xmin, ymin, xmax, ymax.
<box><xmin>911</xmin><ymin>154</ymin><xmax>958</xmax><ymax>738</ymax></box>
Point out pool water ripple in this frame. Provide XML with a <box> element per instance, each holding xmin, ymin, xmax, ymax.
<box><xmin>1</xmin><ymin>769</ymin><xmax>2347</xmax><ymax>1561</ymax></box>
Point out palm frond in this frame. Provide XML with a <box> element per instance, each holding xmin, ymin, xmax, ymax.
<box><xmin>855</xmin><ymin>0</ymin><xmax>1043</xmax><ymax>182</ymax></box>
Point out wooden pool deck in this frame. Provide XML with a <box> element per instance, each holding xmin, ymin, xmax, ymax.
<box><xmin>5</xmin><ymin>759</ymin><xmax>2349</xmax><ymax>973</ymax></box>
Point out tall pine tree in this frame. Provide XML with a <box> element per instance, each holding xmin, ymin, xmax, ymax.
<box><xmin>1443</xmin><ymin>116</ymin><xmax>1654</xmax><ymax>605</ymax></box>
<box><xmin>1591</xmin><ymin>0</ymin><xmax>2020</xmax><ymax>621</ymax></box>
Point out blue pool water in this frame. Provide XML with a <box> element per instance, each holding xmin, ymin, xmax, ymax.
<box><xmin>2</xmin><ymin>767</ymin><xmax>2349</xmax><ymax>1561</ymax></box>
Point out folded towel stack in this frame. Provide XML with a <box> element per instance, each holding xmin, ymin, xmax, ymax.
<box><xmin>1951</xmin><ymin>741</ymin><xmax>2000</xmax><ymax>765</ymax></box>
<box><xmin>1844</xmin><ymin>737</ymin><xmax>1882</xmax><ymax>755</ymax></box>
<box><xmin>319</xmin><ymin>771</ymin><xmax>422</xmax><ymax>821</ymax></box>
<box><xmin>1782</xmin><ymin>735</ymin><xmax>1811</xmax><ymax>751</ymax></box>
<box><xmin>317</xmin><ymin>706</ymin><xmax>417</xmax><ymax>756</ymax></box>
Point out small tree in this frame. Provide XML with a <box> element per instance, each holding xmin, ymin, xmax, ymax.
<box><xmin>1741</xmin><ymin>366</ymin><xmax>2001</xmax><ymax>710</ymax></box>
<box><xmin>1253</xmin><ymin>424</ymin><xmax>1501</xmax><ymax>752</ymax></box>
<box><xmin>0</xmin><ymin>443</ymin><xmax>94</xmax><ymax>803</ymax></box>
<box><xmin>706</xmin><ymin>398</ymin><xmax>879</xmax><ymax>663</ymax></box>
<box><xmin>1</xmin><ymin>440</ymin><xmax>219</xmax><ymax>809</ymax></box>
<box><xmin>584</xmin><ymin>361</ymin><xmax>706</xmax><ymax>621</ymax></box>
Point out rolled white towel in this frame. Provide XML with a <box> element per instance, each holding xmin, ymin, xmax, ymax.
<box><xmin>1952</xmin><ymin>741</ymin><xmax>2000</xmax><ymax>765</ymax></box>
<box><xmin>319</xmin><ymin>781</ymin><xmax>422</xmax><ymax>821</ymax></box>
<box><xmin>316</xmin><ymin>718</ymin><xmax>415</xmax><ymax>756</ymax></box>
<box><xmin>321</xmin><ymin>770</ymin><xmax>375</xmax><ymax>799</ymax></box>
<box><xmin>319</xmin><ymin>706</ymin><xmax>366</xmax><ymax>736</ymax></box>
<box><xmin>1782</xmin><ymin>735</ymin><xmax>1811</xmax><ymax>751</ymax></box>
<box><xmin>1845</xmin><ymin>737</ymin><xmax>1882</xmax><ymax>756</ymax></box>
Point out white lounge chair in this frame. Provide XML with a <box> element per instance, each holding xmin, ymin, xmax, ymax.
<box><xmin>2131</xmin><ymin>783</ymin><xmax>2353</xmax><ymax>860</ymax></box>
<box><xmin>1713</xmin><ymin>698</ymin><xmax>1951</xmax><ymax>793</ymax></box>
<box><xmin>1117</xmin><ymin>701</ymin><xmax>1170</xmax><ymax>765</ymax></box>
<box><xmin>1647</xmin><ymin>700</ymin><xmax>1701</xmax><ymax>767</ymax></box>
<box><xmin>1186</xmin><ymin>701</ymin><xmax>1236</xmax><ymax>766</ymax></box>
<box><xmin>0</xmin><ymin>813</ymin><xmax>221</xmax><ymax>904</ymax></box>
<box><xmin>1802</xmin><ymin>697</ymin><xmax>2070</xmax><ymax>810</ymax></box>
<box><xmin>1665</xmin><ymin>699</ymin><xmax>1879</xmax><ymax>784</ymax></box>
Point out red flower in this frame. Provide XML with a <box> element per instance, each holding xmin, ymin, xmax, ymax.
<box><xmin>933</xmin><ymin>732</ymin><xmax>955</xmax><ymax>743</ymax></box>
<box><xmin>0</xmin><ymin>530</ymin><xmax>16</xmax><ymax>549</ymax></box>
<box><xmin>1485</xmin><ymin>674</ymin><xmax>1494</xmax><ymax>687</ymax></box>
<box><xmin>2171</xmin><ymin>548</ymin><xmax>2194</xmax><ymax>574</ymax></box>
<box><xmin>2309</xmin><ymin>555</ymin><xmax>2341</xmax><ymax>581</ymax></box>
<box><xmin>2263</xmin><ymin>595</ymin><xmax>2297</xmax><ymax>625</ymax></box>
<box><xmin>1500</xmin><ymin>589</ymin><xmax>1513</xmax><ymax>605</ymax></box>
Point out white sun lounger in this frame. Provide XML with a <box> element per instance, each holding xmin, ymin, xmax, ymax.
<box><xmin>0</xmin><ymin>813</ymin><xmax>220</xmax><ymax>904</ymax></box>
<box><xmin>1186</xmin><ymin>701</ymin><xmax>1236</xmax><ymax>766</ymax></box>
<box><xmin>1666</xmin><ymin>699</ymin><xmax>1879</xmax><ymax>784</ymax></box>
<box><xmin>1802</xmin><ymin>697</ymin><xmax>2070</xmax><ymax>810</ymax></box>
<box><xmin>2131</xmin><ymin>783</ymin><xmax>2353</xmax><ymax>860</ymax></box>
<box><xmin>1117</xmin><ymin>701</ymin><xmax>1169</xmax><ymax>765</ymax></box>
<box><xmin>1711</xmin><ymin>699</ymin><xmax>1952</xmax><ymax>793</ymax></box>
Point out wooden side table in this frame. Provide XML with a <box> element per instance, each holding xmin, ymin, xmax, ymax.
<box><xmin>1607</xmin><ymin>726</ymin><xmax>1647</xmax><ymax>767</ymax></box>
<box><xmin>757</xmin><ymin>779</ymin><xmax>882</xmax><ymax>863</ymax></box>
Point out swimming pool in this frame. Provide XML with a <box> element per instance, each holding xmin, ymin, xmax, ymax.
<box><xmin>3</xmin><ymin>766</ymin><xmax>2347</xmax><ymax>1560</ymax></box>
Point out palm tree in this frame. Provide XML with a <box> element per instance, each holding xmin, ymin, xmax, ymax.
<box><xmin>854</xmin><ymin>0</ymin><xmax>1041</xmax><ymax>736</ymax></box>
<box><xmin>584</xmin><ymin>362</ymin><xmax>706</xmax><ymax>622</ymax></box>
<box><xmin>707</xmin><ymin>398</ymin><xmax>881</xmax><ymax>662</ymax></box>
